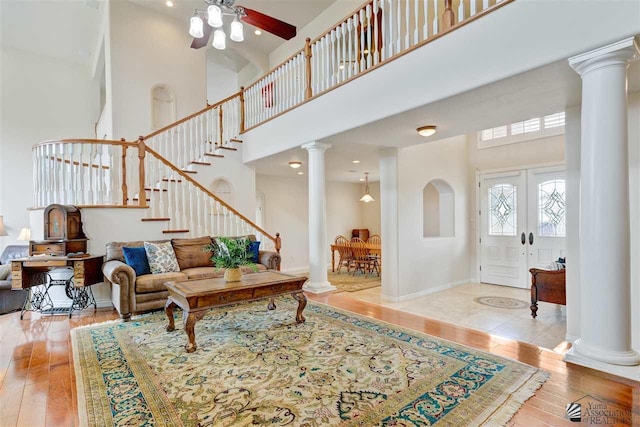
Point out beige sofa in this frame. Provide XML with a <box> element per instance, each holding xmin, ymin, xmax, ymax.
<box><xmin>102</xmin><ymin>235</ymin><xmax>281</xmax><ymax>320</ymax></box>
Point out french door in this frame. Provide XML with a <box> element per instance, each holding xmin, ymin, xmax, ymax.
<box><xmin>479</xmin><ymin>166</ymin><xmax>566</xmax><ymax>288</ymax></box>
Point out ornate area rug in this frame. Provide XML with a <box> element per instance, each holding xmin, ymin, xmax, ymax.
<box><xmin>473</xmin><ymin>296</ymin><xmax>529</xmax><ymax>309</ymax></box>
<box><xmin>72</xmin><ymin>298</ymin><xmax>548</xmax><ymax>426</ymax></box>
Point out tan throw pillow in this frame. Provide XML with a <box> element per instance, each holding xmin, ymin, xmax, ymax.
<box><xmin>0</xmin><ymin>264</ymin><xmax>11</xmax><ymax>280</ymax></box>
<box><xmin>144</xmin><ymin>241</ymin><xmax>180</xmax><ymax>274</ymax></box>
<box><xmin>171</xmin><ymin>237</ymin><xmax>214</xmax><ymax>270</ymax></box>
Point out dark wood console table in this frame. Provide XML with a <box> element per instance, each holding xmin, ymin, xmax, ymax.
<box><xmin>11</xmin><ymin>255</ymin><xmax>104</xmax><ymax>318</ymax></box>
<box><xmin>529</xmin><ymin>268</ymin><xmax>566</xmax><ymax>318</ymax></box>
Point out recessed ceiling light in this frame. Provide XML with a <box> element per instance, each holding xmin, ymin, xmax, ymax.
<box><xmin>352</xmin><ymin>160</ymin><xmax>360</xmax><ymax>164</ymax></box>
<box><xmin>255</xmin><ymin>30</ymin><xmax>262</xmax><ymax>35</ymax></box>
<box><xmin>298</xmin><ymin>172</ymin><xmax>304</xmax><ymax>175</ymax></box>
<box><xmin>348</xmin><ymin>170</ymin><xmax>357</xmax><ymax>173</ymax></box>
<box><xmin>359</xmin><ymin>178</ymin><xmax>365</xmax><ymax>181</ymax></box>
<box><xmin>417</xmin><ymin>125</ymin><xmax>437</xmax><ymax>137</ymax></box>
<box><xmin>165</xmin><ymin>1</ymin><xmax>174</xmax><ymax>7</ymax></box>
<box><xmin>289</xmin><ymin>161</ymin><xmax>302</xmax><ymax>169</ymax></box>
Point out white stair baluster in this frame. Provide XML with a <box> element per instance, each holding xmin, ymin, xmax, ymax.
<box><xmin>366</xmin><ymin>5</ymin><xmax>372</xmax><ymax>69</ymax></box>
<box><xmin>433</xmin><ymin>0</ymin><xmax>439</xmax><ymax>35</ymax></box>
<box><xmin>358</xmin><ymin>11</ymin><xmax>365</xmax><ymax>73</ymax></box>
<box><xmin>423</xmin><ymin>0</ymin><xmax>429</xmax><ymax>40</ymax></box>
<box><xmin>458</xmin><ymin>0</ymin><xmax>465</xmax><ymax>22</ymax></box>
<box><xmin>373</xmin><ymin>0</ymin><xmax>380</xmax><ymax>65</ymax></box>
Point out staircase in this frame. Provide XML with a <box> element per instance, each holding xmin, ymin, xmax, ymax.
<box><xmin>31</xmin><ymin>0</ymin><xmax>510</xmax><ymax>254</ymax></box>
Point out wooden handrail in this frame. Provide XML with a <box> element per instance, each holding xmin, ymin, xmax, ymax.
<box><xmin>144</xmin><ymin>145</ymin><xmax>280</xmax><ymax>247</ymax></box>
<box><xmin>144</xmin><ymin>90</ymin><xmax>242</xmax><ymax>140</ymax></box>
<box><xmin>33</xmin><ymin>138</ymin><xmax>137</xmax><ymax>149</ymax></box>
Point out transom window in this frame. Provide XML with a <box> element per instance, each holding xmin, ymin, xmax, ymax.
<box><xmin>478</xmin><ymin>112</ymin><xmax>565</xmax><ymax>149</ymax></box>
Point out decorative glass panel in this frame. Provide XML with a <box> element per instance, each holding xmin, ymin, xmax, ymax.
<box><xmin>489</xmin><ymin>184</ymin><xmax>517</xmax><ymax>236</ymax></box>
<box><xmin>538</xmin><ymin>180</ymin><xmax>566</xmax><ymax>237</ymax></box>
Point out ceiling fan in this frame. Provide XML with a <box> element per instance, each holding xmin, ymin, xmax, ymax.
<box><xmin>189</xmin><ymin>0</ymin><xmax>297</xmax><ymax>50</ymax></box>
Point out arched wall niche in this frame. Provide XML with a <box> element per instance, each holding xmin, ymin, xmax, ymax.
<box><xmin>423</xmin><ymin>179</ymin><xmax>455</xmax><ymax>238</ymax></box>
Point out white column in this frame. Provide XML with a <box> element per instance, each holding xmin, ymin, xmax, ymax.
<box><xmin>380</xmin><ymin>148</ymin><xmax>400</xmax><ymax>301</ymax></box>
<box><xmin>565</xmin><ymin>37</ymin><xmax>640</xmax><ymax>375</ymax></box>
<box><xmin>302</xmin><ymin>141</ymin><xmax>336</xmax><ymax>294</ymax></box>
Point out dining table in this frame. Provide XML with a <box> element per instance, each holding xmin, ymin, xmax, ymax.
<box><xmin>330</xmin><ymin>243</ymin><xmax>381</xmax><ymax>272</ymax></box>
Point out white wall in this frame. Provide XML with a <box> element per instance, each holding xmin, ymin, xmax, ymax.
<box><xmin>0</xmin><ymin>46</ymin><xmax>99</xmax><ymax>251</ymax></box>
<box><xmin>256</xmin><ymin>174</ymin><xmax>378</xmax><ymax>271</ymax></box>
<box><xmin>396</xmin><ymin>136</ymin><xmax>470</xmax><ymax>297</ymax></box>
<box><xmin>207</xmin><ymin>60</ymin><xmax>238</xmax><ymax>105</ymax></box>
<box><xmin>108</xmin><ymin>0</ymin><xmax>206</xmax><ymax>140</ymax></box>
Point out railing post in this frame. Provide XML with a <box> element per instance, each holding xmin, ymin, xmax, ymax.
<box><xmin>121</xmin><ymin>138</ymin><xmax>128</xmax><ymax>206</ymax></box>
<box><xmin>442</xmin><ymin>0</ymin><xmax>455</xmax><ymax>31</ymax></box>
<box><xmin>304</xmin><ymin>38</ymin><xmax>313</xmax><ymax>100</ymax></box>
<box><xmin>275</xmin><ymin>232</ymin><xmax>281</xmax><ymax>270</ymax></box>
<box><xmin>219</xmin><ymin>104</ymin><xmax>224</xmax><ymax>147</ymax></box>
<box><xmin>239</xmin><ymin>87</ymin><xmax>245</xmax><ymax>133</ymax></box>
<box><xmin>137</xmin><ymin>136</ymin><xmax>147</xmax><ymax>208</ymax></box>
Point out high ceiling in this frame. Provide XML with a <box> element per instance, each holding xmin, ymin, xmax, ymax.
<box><xmin>130</xmin><ymin>0</ymin><xmax>337</xmax><ymax>58</ymax></box>
<box><xmin>0</xmin><ymin>0</ymin><xmax>336</xmax><ymax>67</ymax></box>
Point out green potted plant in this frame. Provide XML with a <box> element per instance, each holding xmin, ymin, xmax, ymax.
<box><xmin>205</xmin><ymin>237</ymin><xmax>257</xmax><ymax>282</ymax></box>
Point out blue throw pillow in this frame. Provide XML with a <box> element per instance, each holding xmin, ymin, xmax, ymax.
<box><xmin>249</xmin><ymin>241</ymin><xmax>260</xmax><ymax>263</ymax></box>
<box><xmin>122</xmin><ymin>246</ymin><xmax>151</xmax><ymax>276</ymax></box>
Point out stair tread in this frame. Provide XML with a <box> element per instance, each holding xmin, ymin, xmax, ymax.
<box><xmin>216</xmin><ymin>146</ymin><xmax>237</xmax><ymax>151</ymax></box>
<box><xmin>163</xmin><ymin>229</ymin><xmax>190</xmax><ymax>234</ymax></box>
<box><xmin>230</xmin><ymin>138</ymin><xmax>243</xmax><ymax>143</ymax></box>
<box><xmin>190</xmin><ymin>161</ymin><xmax>211</xmax><ymax>166</ymax></box>
<box><xmin>144</xmin><ymin>188</ymin><xmax>168</xmax><ymax>192</ymax></box>
<box><xmin>181</xmin><ymin>170</ymin><xmax>197</xmax><ymax>174</ymax></box>
<box><xmin>162</xmin><ymin>178</ymin><xmax>183</xmax><ymax>182</ymax></box>
<box><xmin>141</xmin><ymin>218</ymin><xmax>170</xmax><ymax>222</ymax></box>
<box><xmin>205</xmin><ymin>152</ymin><xmax>224</xmax><ymax>158</ymax></box>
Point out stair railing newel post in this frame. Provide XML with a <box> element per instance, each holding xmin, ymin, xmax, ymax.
<box><xmin>137</xmin><ymin>136</ymin><xmax>147</xmax><ymax>208</ymax></box>
<box><xmin>121</xmin><ymin>138</ymin><xmax>128</xmax><ymax>206</ymax></box>
<box><xmin>442</xmin><ymin>0</ymin><xmax>455</xmax><ymax>31</ymax></box>
<box><xmin>239</xmin><ymin>87</ymin><xmax>246</xmax><ymax>133</ymax></box>
<box><xmin>305</xmin><ymin>37</ymin><xmax>313</xmax><ymax>100</ymax></box>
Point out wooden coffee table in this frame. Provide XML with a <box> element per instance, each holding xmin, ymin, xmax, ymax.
<box><xmin>164</xmin><ymin>271</ymin><xmax>308</xmax><ymax>353</ymax></box>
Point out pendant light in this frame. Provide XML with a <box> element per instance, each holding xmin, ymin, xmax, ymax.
<box><xmin>230</xmin><ymin>15</ymin><xmax>244</xmax><ymax>42</ymax></box>
<box><xmin>359</xmin><ymin>172</ymin><xmax>375</xmax><ymax>203</ymax></box>
<box><xmin>189</xmin><ymin>13</ymin><xmax>204</xmax><ymax>38</ymax></box>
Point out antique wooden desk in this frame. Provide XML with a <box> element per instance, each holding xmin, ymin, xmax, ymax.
<box><xmin>165</xmin><ymin>271</ymin><xmax>307</xmax><ymax>353</ymax></box>
<box><xmin>11</xmin><ymin>255</ymin><xmax>104</xmax><ymax>318</ymax></box>
<box><xmin>330</xmin><ymin>243</ymin><xmax>381</xmax><ymax>272</ymax></box>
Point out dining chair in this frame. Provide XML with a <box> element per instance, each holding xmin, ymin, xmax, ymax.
<box><xmin>366</xmin><ymin>235</ymin><xmax>381</xmax><ymax>271</ymax></box>
<box><xmin>349</xmin><ymin>240</ymin><xmax>379</xmax><ymax>276</ymax></box>
<box><xmin>335</xmin><ymin>235</ymin><xmax>352</xmax><ymax>274</ymax></box>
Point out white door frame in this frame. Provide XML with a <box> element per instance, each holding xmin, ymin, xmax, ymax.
<box><xmin>474</xmin><ymin>161</ymin><xmax>565</xmax><ymax>283</ymax></box>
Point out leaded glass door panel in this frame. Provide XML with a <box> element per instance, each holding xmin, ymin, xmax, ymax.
<box><xmin>527</xmin><ymin>167</ymin><xmax>566</xmax><ymax>270</ymax></box>
<box><xmin>480</xmin><ymin>171</ymin><xmax>528</xmax><ymax>288</ymax></box>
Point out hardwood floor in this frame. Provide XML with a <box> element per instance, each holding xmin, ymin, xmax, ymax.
<box><xmin>0</xmin><ymin>292</ymin><xmax>637</xmax><ymax>426</ymax></box>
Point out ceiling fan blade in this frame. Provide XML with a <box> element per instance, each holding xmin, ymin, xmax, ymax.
<box><xmin>240</xmin><ymin>7</ymin><xmax>296</xmax><ymax>40</ymax></box>
<box><xmin>190</xmin><ymin>22</ymin><xmax>213</xmax><ymax>49</ymax></box>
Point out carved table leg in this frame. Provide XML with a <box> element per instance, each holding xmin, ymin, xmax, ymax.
<box><xmin>530</xmin><ymin>302</ymin><xmax>538</xmax><ymax>319</ymax></box>
<box><xmin>183</xmin><ymin>310</ymin><xmax>205</xmax><ymax>353</ymax></box>
<box><xmin>332</xmin><ymin>250</ymin><xmax>335</xmax><ymax>272</ymax></box>
<box><xmin>165</xmin><ymin>299</ymin><xmax>177</xmax><ymax>332</ymax></box>
<box><xmin>293</xmin><ymin>292</ymin><xmax>307</xmax><ymax>323</ymax></box>
<box><xmin>267</xmin><ymin>297</ymin><xmax>276</xmax><ymax>310</ymax></box>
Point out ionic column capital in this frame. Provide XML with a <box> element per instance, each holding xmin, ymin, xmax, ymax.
<box><xmin>569</xmin><ymin>37</ymin><xmax>639</xmax><ymax>76</ymax></box>
<box><xmin>301</xmin><ymin>141</ymin><xmax>332</xmax><ymax>152</ymax></box>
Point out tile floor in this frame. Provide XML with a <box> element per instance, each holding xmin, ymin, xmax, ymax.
<box><xmin>345</xmin><ymin>282</ymin><xmax>568</xmax><ymax>353</ymax></box>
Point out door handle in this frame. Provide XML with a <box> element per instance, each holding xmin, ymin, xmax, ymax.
<box><xmin>529</xmin><ymin>232</ymin><xmax>534</xmax><ymax>245</ymax></box>
<box><xmin>521</xmin><ymin>232</ymin><xmax>526</xmax><ymax>245</ymax></box>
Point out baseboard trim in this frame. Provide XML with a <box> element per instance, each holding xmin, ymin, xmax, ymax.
<box><xmin>382</xmin><ymin>279</ymin><xmax>469</xmax><ymax>303</ymax></box>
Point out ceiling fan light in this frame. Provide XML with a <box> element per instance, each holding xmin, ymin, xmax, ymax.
<box><xmin>212</xmin><ymin>29</ymin><xmax>226</xmax><ymax>50</ymax></box>
<box><xmin>207</xmin><ymin>5</ymin><xmax>223</xmax><ymax>28</ymax></box>
<box><xmin>230</xmin><ymin>17</ymin><xmax>244</xmax><ymax>42</ymax></box>
<box><xmin>189</xmin><ymin>15</ymin><xmax>204</xmax><ymax>38</ymax></box>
